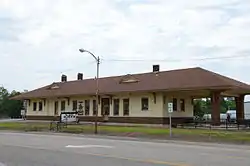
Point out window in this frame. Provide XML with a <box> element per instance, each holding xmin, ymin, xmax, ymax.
<box><xmin>33</xmin><ymin>102</ymin><xmax>37</xmax><ymax>111</ymax></box>
<box><xmin>173</xmin><ymin>98</ymin><xmax>177</xmax><ymax>111</ymax></box>
<box><xmin>123</xmin><ymin>98</ymin><xmax>129</xmax><ymax>116</ymax></box>
<box><xmin>93</xmin><ymin>100</ymin><xmax>97</xmax><ymax>115</ymax></box>
<box><xmin>113</xmin><ymin>99</ymin><xmax>119</xmax><ymax>116</ymax></box>
<box><xmin>61</xmin><ymin>101</ymin><xmax>66</xmax><ymax>111</ymax></box>
<box><xmin>85</xmin><ymin>100</ymin><xmax>90</xmax><ymax>115</ymax></box>
<box><xmin>180</xmin><ymin>99</ymin><xmax>185</xmax><ymax>111</ymax></box>
<box><xmin>38</xmin><ymin>101</ymin><xmax>43</xmax><ymax>111</ymax></box>
<box><xmin>54</xmin><ymin>101</ymin><xmax>59</xmax><ymax>115</ymax></box>
<box><xmin>72</xmin><ymin>100</ymin><xmax>77</xmax><ymax>111</ymax></box>
<box><xmin>141</xmin><ymin>98</ymin><xmax>149</xmax><ymax>111</ymax></box>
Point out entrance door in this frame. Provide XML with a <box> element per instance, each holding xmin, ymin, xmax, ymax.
<box><xmin>101</xmin><ymin>98</ymin><xmax>110</xmax><ymax>116</ymax></box>
<box><xmin>54</xmin><ymin>101</ymin><xmax>59</xmax><ymax>116</ymax></box>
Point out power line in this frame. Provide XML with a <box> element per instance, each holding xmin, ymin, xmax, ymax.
<box><xmin>101</xmin><ymin>54</ymin><xmax>250</xmax><ymax>62</ymax></box>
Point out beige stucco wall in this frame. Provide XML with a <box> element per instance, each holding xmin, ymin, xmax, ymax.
<box><xmin>163</xmin><ymin>92</ymin><xmax>194</xmax><ymax>117</ymax></box>
<box><xmin>26</xmin><ymin>92</ymin><xmax>194</xmax><ymax>118</ymax></box>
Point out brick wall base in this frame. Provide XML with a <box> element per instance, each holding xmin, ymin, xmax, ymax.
<box><xmin>26</xmin><ymin>115</ymin><xmax>193</xmax><ymax>125</ymax></box>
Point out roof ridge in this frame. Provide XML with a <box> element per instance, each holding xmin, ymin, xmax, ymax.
<box><xmin>54</xmin><ymin>67</ymin><xmax>200</xmax><ymax>84</ymax></box>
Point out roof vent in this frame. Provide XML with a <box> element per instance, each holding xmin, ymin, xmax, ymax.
<box><xmin>61</xmin><ymin>74</ymin><xmax>67</xmax><ymax>82</ymax></box>
<box><xmin>153</xmin><ymin>65</ymin><xmax>160</xmax><ymax>72</ymax></box>
<box><xmin>77</xmin><ymin>73</ymin><xmax>83</xmax><ymax>80</ymax></box>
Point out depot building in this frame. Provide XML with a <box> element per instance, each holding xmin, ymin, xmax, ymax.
<box><xmin>11</xmin><ymin>65</ymin><xmax>250</xmax><ymax>124</ymax></box>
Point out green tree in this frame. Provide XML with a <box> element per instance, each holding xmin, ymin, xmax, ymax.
<box><xmin>193</xmin><ymin>99</ymin><xmax>206</xmax><ymax>119</ymax></box>
<box><xmin>0</xmin><ymin>87</ymin><xmax>23</xmax><ymax>118</ymax></box>
<box><xmin>193</xmin><ymin>97</ymin><xmax>236</xmax><ymax>120</ymax></box>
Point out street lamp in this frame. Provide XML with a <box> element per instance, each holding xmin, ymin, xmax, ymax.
<box><xmin>79</xmin><ymin>48</ymin><xmax>100</xmax><ymax>134</ymax></box>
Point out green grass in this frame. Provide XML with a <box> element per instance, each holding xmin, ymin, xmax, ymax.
<box><xmin>0</xmin><ymin>122</ymin><xmax>50</xmax><ymax>131</ymax></box>
<box><xmin>1</xmin><ymin>121</ymin><xmax>250</xmax><ymax>143</ymax></box>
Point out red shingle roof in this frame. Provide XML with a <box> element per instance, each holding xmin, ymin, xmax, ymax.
<box><xmin>11</xmin><ymin>67</ymin><xmax>250</xmax><ymax>100</ymax></box>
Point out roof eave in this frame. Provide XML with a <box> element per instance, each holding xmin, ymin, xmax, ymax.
<box><xmin>10</xmin><ymin>85</ymin><xmax>237</xmax><ymax>100</ymax></box>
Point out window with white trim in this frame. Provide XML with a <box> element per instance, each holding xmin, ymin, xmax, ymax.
<box><xmin>33</xmin><ymin>102</ymin><xmax>37</xmax><ymax>111</ymax></box>
<box><xmin>123</xmin><ymin>98</ymin><xmax>129</xmax><ymax>116</ymax></box>
<box><xmin>113</xmin><ymin>99</ymin><xmax>119</xmax><ymax>116</ymax></box>
<box><xmin>180</xmin><ymin>99</ymin><xmax>185</xmax><ymax>111</ymax></box>
<box><xmin>85</xmin><ymin>100</ymin><xmax>90</xmax><ymax>115</ymax></box>
<box><xmin>38</xmin><ymin>101</ymin><xmax>43</xmax><ymax>111</ymax></box>
<box><xmin>141</xmin><ymin>98</ymin><xmax>149</xmax><ymax>111</ymax></box>
<box><xmin>173</xmin><ymin>98</ymin><xmax>177</xmax><ymax>111</ymax></box>
<box><xmin>61</xmin><ymin>101</ymin><xmax>66</xmax><ymax>111</ymax></box>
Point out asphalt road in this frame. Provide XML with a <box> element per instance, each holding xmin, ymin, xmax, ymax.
<box><xmin>0</xmin><ymin>132</ymin><xmax>249</xmax><ymax>166</ymax></box>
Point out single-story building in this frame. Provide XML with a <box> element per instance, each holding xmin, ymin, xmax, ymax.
<box><xmin>11</xmin><ymin>65</ymin><xmax>250</xmax><ymax>124</ymax></box>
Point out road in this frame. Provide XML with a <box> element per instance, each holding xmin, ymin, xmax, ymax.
<box><xmin>0</xmin><ymin>132</ymin><xmax>249</xmax><ymax>166</ymax></box>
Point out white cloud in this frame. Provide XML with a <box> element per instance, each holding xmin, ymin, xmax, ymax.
<box><xmin>1</xmin><ymin>0</ymin><xmax>250</xmax><ymax>101</ymax></box>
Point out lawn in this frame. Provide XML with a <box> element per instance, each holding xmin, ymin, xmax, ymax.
<box><xmin>1</xmin><ymin>121</ymin><xmax>250</xmax><ymax>144</ymax></box>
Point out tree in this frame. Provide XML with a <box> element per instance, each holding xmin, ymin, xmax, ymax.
<box><xmin>193</xmin><ymin>97</ymin><xmax>237</xmax><ymax>120</ymax></box>
<box><xmin>0</xmin><ymin>87</ymin><xmax>23</xmax><ymax>118</ymax></box>
<box><xmin>193</xmin><ymin>99</ymin><xmax>206</xmax><ymax>120</ymax></box>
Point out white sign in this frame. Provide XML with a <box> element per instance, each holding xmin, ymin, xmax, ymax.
<box><xmin>61</xmin><ymin>112</ymin><xmax>78</xmax><ymax>122</ymax></box>
<box><xmin>168</xmin><ymin>102</ymin><xmax>173</xmax><ymax>113</ymax></box>
<box><xmin>21</xmin><ymin>110</ymin><xmax>26</xmax><ymax>116</ymax></box>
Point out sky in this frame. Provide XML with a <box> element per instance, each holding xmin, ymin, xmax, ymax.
<box><xmin>1</xmin><ymin>0</ymin><xmax>250</xmax><ymax>100</ymax></box>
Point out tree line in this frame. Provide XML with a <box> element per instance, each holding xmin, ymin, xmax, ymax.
<box><xmin>0</xmin><ymin>86</ymin><xmax>23</xmax><ymax>118</ymax></box>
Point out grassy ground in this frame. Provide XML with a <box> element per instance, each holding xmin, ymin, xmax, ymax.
<box><xmin>1</xmin><ymin>121</ymin><xmax>250</xmax><ymax>144</ymax></box>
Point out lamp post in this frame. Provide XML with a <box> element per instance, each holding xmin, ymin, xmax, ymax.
<box><xmin>79</xmin><ymin>48</ymin><xmax>100</xmax><ymax>134</ymax></box>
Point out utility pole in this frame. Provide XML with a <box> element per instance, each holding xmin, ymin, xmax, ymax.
<box><xmin>79</xmin><ymin>48</ymin><xmax>100</xmax><ymax>134</ymax></box>
<box><xmin>95</xmin><ymin>56</ymin><xmax>100</xmax><ymax>134</ymax></box>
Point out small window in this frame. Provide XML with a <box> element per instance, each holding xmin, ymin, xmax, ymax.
<box><xmin>85</xmin><ymin>100</ymin><xmax>90</xmax><ymax>115</ymax></box>
<box><xmin>123</xmin><ymin>98</ymin><xmax>129</xmax><ymax>116</ymax></box>
<box><xmin>113</xmin><ymin>99</ymin><xmax>119</xmax><ymax>116</ymax></box>
<box><xmin>173</xmin><ymin>98</ymin><xmax>177</xmax><ymax>111</ymax></box>
<box><xmin>61</xmin><ymin>101</ymin><xmax>66</xmax><ymax>111</ymax></box>
<box><xmin>141</xmin><ymin>98</ymin><xmax>149</xmax><ymax>111</ymax></box>
<box><xmin>180</xmin><ymin>99</ymin><xmax>185</xmax><ymax>111</ymax></box>
<box><xmin>72</xmin><ymin>100</ymin><xmax>77</xmax><ymax>111</ymax></box>
<box><xmin>93</xmin><ymin>100</ymin><xmax>97</xmax><ymax>115</ymax></box>
<box><xmin>33</xmin><ymin>102</ymin><xmax>37</xmax><ymax>111</ymax></box>
<box><xmin>38</xmin><ymin>101</ymin><xmax>43</xmax><ymax>111</ymax></box>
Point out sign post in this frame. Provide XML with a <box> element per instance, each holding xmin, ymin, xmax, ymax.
<box><xmin>168</xmin><ymin>102</ymin><xmax>173</xmax><ymax>137</ymax></box>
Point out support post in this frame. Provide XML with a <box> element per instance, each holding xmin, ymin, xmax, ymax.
<box><xmin>211</xmin><ymin>91</ymin><xmax>221</xmax><ymax>125</ymax></box>
<box><xmin>235</xmin><ymin>95</ymin><xmax>245</xmax><ymax>122</ymax></box>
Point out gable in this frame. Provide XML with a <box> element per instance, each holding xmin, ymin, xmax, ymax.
<box><xmin>119</xmin><ymin>74</ymin><xmax>139</xmax><ymax>84</ymax></box>
<box><xmin>47</xmin><ymin>83</ymin><xmax>60</xmax><ymax>90</ymax></box>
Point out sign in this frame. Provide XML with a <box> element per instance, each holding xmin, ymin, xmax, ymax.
<box><xmin>60</xmin><ymin>111</ymin><xmax>78</xmax><ymax>123</ymax></box>
<box><xmin>23</xmin><ymin>100</ymin><xmax>28</xmax><ymax>109</ymax></box>
<box><xmin>168</xmin><ymin>102</ymin><xmax>173</xmax><ymax>113</ymax></box>
<box><xmin>167</xmin><ymin>102</ymin><xmax>173</xmax><ymax>138</ymax></box>
<box><xmin>21</xmin><ymin>110</ymin><xmax>26</xmax><ymax>116</ymax></box>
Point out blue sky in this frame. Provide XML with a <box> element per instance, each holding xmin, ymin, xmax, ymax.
<box><xmin>1</xmin><ymin>0</ymin><xmax>250</xmax><ymax>100</ymax></box>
